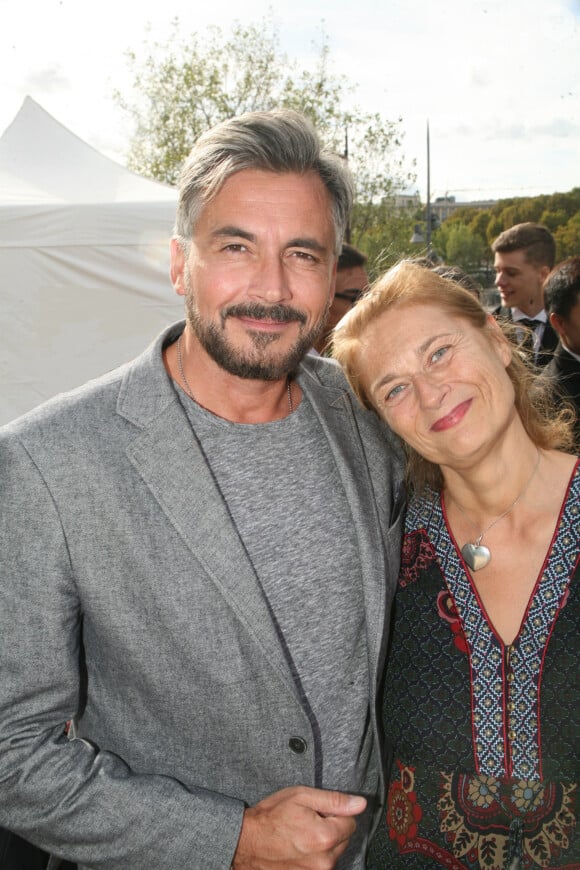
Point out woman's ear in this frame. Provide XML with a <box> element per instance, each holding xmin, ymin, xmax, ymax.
<box><xmin>485</xmin><ymin>313</ymin><xmax>513</xmax><ymax>368</ymax></box>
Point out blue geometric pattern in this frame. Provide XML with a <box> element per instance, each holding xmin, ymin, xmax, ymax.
<box><xmin>406</xmin><ymin>467</ymin><xmax>579</xmax><ymax>780</ymax></box>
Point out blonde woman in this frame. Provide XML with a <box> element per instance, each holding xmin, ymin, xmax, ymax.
<box><xmin>334</xmin><ymin>261</ymin><xmax>578</xmax><ymax>870</ymax></box>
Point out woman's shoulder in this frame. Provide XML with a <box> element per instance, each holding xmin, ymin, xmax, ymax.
<box><xmin>541</xmin><ymin>451</ymin><xmax>579</xmax><ymax>504</ymax></box>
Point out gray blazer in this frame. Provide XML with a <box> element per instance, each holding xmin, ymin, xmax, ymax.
<box><xmin>0</xmin><ymin>322</ymin><xmax>405</xmax><ymax>869</ymax></box>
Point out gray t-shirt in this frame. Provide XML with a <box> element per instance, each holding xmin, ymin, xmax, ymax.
<box><xmin>179</xmin><ymin>386</ymin><xmax>378</xmax><ymax>867</ymax></box>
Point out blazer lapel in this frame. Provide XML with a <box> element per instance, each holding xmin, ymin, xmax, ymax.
<box><xmin>299</xmin><ymin>366</ymin><xmax>392</xmax><ymax>675</ymax></box>
<box><xmin>116</xmin><ymin>325</ymin><xmax>301</xmax><ymax>695</ymax></box>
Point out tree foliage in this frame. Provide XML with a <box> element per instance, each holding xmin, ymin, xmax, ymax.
<box><xmin>114</xmin><ymin>16</ymin><xmax>415</xmax><ymax>247</ymax></box>
<box><xmin>445</xmin><ymin>187</ymin><xmax>580</xmax><ymax>259</ymax></box>
<box><xmin>554</xmin><ymin>209</ymin><xmax>580</xmax><ymax>257</ymax></box>
<box><xmin>115</xmin><ymin>16</ymin><xmax>578</xmax><ymax>279</ymax></box>
<box><xmin>444</xmin><ymin>224</ymin><xmax>484</xmax><ymax>272</ymax></box>
<box><xmin>436</xmin><ymin>188</ymin><xmax>580</xmax><ymax>271</ymax></box>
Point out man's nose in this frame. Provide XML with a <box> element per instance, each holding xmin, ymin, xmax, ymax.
<box><xmin>495</xmin><ymin>271</ymin><xmax>505</xmax><ymax>287</ymax></box>
<box><xmin>250</xmin><ymin>255</ymin><xmax>291</xmax><ymax>302</ymax></box>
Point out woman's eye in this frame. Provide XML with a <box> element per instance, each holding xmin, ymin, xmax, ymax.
<box><xmin>430</xmin><ymin>345</ymin><xmax>449</xmax><ymax>363</ymax></box>
<box><xmin>385</xmin><ymin>383</ymin><xmax>406</xmax><ymax>402</ymax></box>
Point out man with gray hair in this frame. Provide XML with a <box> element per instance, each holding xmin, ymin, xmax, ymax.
<box><xmin>0</xmin><ymin>110</ymin><xmax>404</xmax><ymax>869</ymax></box>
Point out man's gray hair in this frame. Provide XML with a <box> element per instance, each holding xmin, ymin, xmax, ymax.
<box><xmin>174</xmin><ymin>109</ymin><xmax>353</xmax><ymax>255</ymax></box>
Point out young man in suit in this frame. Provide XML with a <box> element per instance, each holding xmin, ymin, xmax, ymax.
<box><xmin>0</xmin><ymin>110</ymin><xmax>405</xmax><ymax>870</ymax></box>
<box><xmin>491</xmin><ymin>222</ymin><xmax>558</xmax><ymax>367</ymax></box>
<box><xmin>544</xmin><ymin>256</ymin><xmax>580</xmax><ymax>443</ymax></box>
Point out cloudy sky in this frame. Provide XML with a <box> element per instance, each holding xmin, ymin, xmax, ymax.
<box><xmin>1</xmin><ymin>0</ymin><xmax>579</xmax><ymax>203</ymax></box>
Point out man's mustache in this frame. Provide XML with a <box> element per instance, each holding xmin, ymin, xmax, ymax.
<box><xmin>221</xmin><ymin>303</ymin><xmax>307</xmax><ymax>326</ymax></box>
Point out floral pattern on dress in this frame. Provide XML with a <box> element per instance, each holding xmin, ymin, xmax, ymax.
<box><xmin>437</xmin><ymin>589</ymin><xmax>469</xmax><ymax>654</ymax></box>
<box><xmin>387</xmin><ymin>761</ymin><xmax>424</xmax><ymax>848</ymax></box>
<box><xmin>400</xmin><ymin>529</ymin><xmax>436</xmax><ymax>588</ymax></box>
<box><xmin>438</xmin><ymin>772</ymin><xmax>577</xmax><ymax>869</ymax></box>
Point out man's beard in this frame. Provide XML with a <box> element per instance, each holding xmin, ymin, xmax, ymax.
<box><xmin>184</xmin><ymin>272</ymin><xmax>331</xmax><ymax>381</ymax></box>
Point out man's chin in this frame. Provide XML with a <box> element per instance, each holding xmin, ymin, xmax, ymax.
<box><xmin>188</xmin><ymin>308</ymin><xmax>325</xmax><ymax>379</ymax></box>
<box><xmin>207</xmin><ymin>342</ymin><xmax>310</xmax><ymax>381</ymax></box>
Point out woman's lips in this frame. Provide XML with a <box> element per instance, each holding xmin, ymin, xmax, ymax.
<box><xmin>431</xmin><ymin>398</ymin><xmax>472</xmax><ymax>432</ymax></box>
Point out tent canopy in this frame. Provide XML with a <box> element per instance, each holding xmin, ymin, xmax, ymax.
<box><xmin>0</xmin><ymin>95</ymin><xmax>178</xmax><ymax>206</ymax></box>
<box><xmin>0</xmin><ymin>97</ymin><xmax>182</xmax><ymax>425</ymax></box>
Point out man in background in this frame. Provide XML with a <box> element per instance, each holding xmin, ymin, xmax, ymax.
<box><xmin>544</xmin><ymin>256</ymin><xmax>580</xmax><ymax>443</ymax></box>
<box><xmin>313</xmin><ymin>242</ymin><xmax>369</xmax><ymax>354</ymax></box>
<box><xmin>491</xmin><ymin>222</ymin><xmax>558</xmax><ymax>366</ymax></box>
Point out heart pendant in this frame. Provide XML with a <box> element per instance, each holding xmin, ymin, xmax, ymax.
<box><xmin>461</xmin><ymin>542</ymin><xmax>491</xmax><ymax>571</ymax></box>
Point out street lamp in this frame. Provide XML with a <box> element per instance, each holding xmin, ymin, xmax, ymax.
<box><xmin>410</xmin><ymin>120</ymin><xmax>433</xmax><ymax>257</ymax></box>
<box><xmin>343</xmin><ymin>123</ymin><xmax>351</xmax><ymax>243</ymax></box>
<box><xmin>425</xmin><ymin>121</ymin><xmax>432</xmax><ymax>256</ymax></box>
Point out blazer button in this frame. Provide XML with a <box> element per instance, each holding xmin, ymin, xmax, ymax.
<box><xmin>289</xmin><ymin>736</ymin><xmax>307</xmax><ymax>754</ymax></box>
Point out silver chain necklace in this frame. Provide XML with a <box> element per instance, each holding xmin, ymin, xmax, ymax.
<box><xmin>176</xmin><ymin>332</ymin><xmax>294</xmax><ymax>415</ymax></box>
<box><xmin>454</xmin><ymin>450</ymin><xmax>541</xmax><ymax>572</ymax></box>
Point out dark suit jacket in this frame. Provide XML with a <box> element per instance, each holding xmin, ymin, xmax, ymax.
<box><xmin>544</xmin><ymin>342</ymin><xmax>580</xmax><ymax>444</ymax></box>
<box><xmin>492</xmin><ymin>305</ymin><xmax>558</xmax><ymax>367</ymax></box>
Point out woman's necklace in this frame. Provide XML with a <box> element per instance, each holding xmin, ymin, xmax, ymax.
<box><xmin>453</xmin><ymin>450</ymin><xmax>541</xmax><ymax>572</ymax></box>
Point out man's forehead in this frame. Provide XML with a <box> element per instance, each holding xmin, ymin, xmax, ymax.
<box><xmin>192</xmin><ymin>168</ymin><xmax>337</xmax><ymax>255</ymax></box>
<box><xmin>494</xmin><ymin>249</ymin><xmax>530</xmax><ymax>270</ymax></box>
<box><xmin>199</xmin><ymin>169</ymin><xmax>332</xmax><ymax>220</ymax></box>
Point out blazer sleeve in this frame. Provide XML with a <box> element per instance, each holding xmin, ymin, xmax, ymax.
<box><xmin>0</xmin><ymin>434</ymin><xmax>244</xmax><ymax>870</ymax></box>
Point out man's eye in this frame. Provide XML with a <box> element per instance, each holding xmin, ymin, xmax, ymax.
<box><xmin>223</xmin><ymin>243</ymin><xmax>247</xmax><ymax>252</ymax></box>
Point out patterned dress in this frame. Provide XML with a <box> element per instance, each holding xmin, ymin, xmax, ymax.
<box><xmin>368</xmin><ymin>461</ymin><xmax>579</xmax><ymax>869</ymax></box>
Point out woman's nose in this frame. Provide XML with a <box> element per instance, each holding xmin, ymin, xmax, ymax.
<box><xmin>414</xmin><ymin>373</ymin><xmax>448</xmax><ymax>408</ymax></box>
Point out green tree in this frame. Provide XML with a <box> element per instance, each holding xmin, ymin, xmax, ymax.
<box><xmin>540</xmin><ymin>209</ymin><xmax>569</xmax><ymax>232</ymax></box>
<box><xmin>445</xmin><ymin>224</ymin><xmax>484</xmax><ymax>272</ymax></box>
<box><xmin>114</xmin><ymin>16</ymin><xmax>415</xmax><ymax>248</ymax></box>
<box><xmin>486</xmin><ymin>214</ymin><xmax>505</xmax><ymax>247</ymax></box>
<box><xmin>469</xmin><ymin>210</ymin><xmax>491</xmax><ymax>249</ymax></box>
<box><xmin>545</xmin><ymin>190</ymin><xmax>580</xmax><ymax>219</ymax></box>
<box><xmin>400</xmin><ymin>189</ymin><xmax>578</xmax><ymax>281</ymax></box>
<box><xmin>357</xmin><ymin>203</ymin><xmax>419</xmax><ymax>277</ymax></box>
<box><xmin>554</xmin><ymin>211</ymin><xmax>580</xmax><ymax>259</ymax></box>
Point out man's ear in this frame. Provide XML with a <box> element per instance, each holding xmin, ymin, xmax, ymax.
<box><xmin>539</xmin><ymin>263</ymin><xmax>551</xmax><ymax>285</ymax></box>
<box><xmin>170</xmin><ymin>238</ymin><xmax>186</xmax><ymax>297</ymax></box>
<box><xmin>549</xmin><ymin>311</ymin><xmax>566</xmax><ymax>340</ymax></box>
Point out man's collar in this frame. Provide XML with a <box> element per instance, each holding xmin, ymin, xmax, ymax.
<box><xmin>511</xmin><ymin>307</ymin><xmax>547</xmax><ymax>324</ymax></box>
<box><xmin>560</xmin><ymin>342</ymin><xmax>580</xmax><ymax>363</ymax></box>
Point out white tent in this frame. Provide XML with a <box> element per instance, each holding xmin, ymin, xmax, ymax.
<box><xmin>0</xmin><ymin>97</ymin><xmax>182</xmax><ymax>425</ymax></box>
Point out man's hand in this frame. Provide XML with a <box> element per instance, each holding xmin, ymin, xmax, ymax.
<box><xmin>232</xmin><ymin>785</ymin><xmax>367</xmax><ymax>869</ymax></box>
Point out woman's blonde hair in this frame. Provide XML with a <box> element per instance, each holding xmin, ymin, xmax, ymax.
<box><xmin>333</xmin><ymin>260</ymin><xmax>575</xmax><ymax>493</ymax></box>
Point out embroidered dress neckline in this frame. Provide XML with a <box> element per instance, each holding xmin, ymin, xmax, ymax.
<box><xmin>405</xmin><ymin>461</ymin><xmax>579</xmax><ymax>779</ymax></box>
<box><xmin>440</xmin><ymin>458</ymin><xmax>579</xmax><ymax>647</ymax></box>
